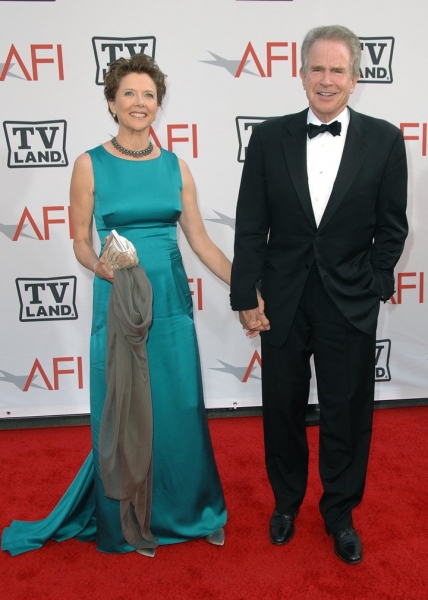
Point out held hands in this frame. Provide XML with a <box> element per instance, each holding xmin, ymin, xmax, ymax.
<box><xmin>239</xmin><ymin>292</ymin><xmax>271</xmax><ymax>338</ymax></box>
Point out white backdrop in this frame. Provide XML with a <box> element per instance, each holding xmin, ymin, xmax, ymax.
<box><xmin>1</xmin><ymin>0</ymin><xmax>427</xmax><ymax>418</ymax></box>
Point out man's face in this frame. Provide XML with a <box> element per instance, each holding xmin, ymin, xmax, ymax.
<box><xmin>300</xmin><ymin>39</ymin><xmax>360</xmax><ymax>123</ymax></box>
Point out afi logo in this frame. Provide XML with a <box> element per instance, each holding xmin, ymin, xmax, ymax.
<box><xmin>92</xmin><ymin>36</ymin><xmax>156</xmax><ymax>85</ymax></box>
<box><xmin>375</xmin><ymin>339</ymin><xmax>391</xmax><ymax>382</ymax></box>
<box><xmin>210</xmin><ymin>351</ymin><xmax>261</xmax><ymax>383</ymax></box>
<box><xmin>0</xmin><ymin>44</ymin><xmax>64</xmax><ymax>81</ymax></box>
<box><xmin>23</xmin><ymin>357</ymin><xmax>83</xmax><ymax>391</ymax></box>
<box><xmin>390</xmin><ymin>272</ymin><xmax>425</xmax><ymax>304</ymax></box>
<box><xmin>16</xmin><ymin>277</ymin><xmax>78</xmax><ymax>322</ymax></box>
<box><xmin>236</xmin><ymin>116</ymin><xmax>273</xmax><ymax>162</ymax></box>
<box><xmin>12</xmin><ymin>205</ymin><xmax>73</xmax><ymax>241</ymax></box>
<box><xmin>150</xmin><ymin>123</ymin><xmax>199</xmax><ymax>158</ymax></box>
<box><xmin>188</xmin><ymin>278</ymin><xmax>203</xmax><ymax>310</ymax></box>
<box><xmin>225</xmin><ymin>344</ymin><xmax>390</xmax><ymax>383</ymax></box>
<box><xmin>201</xmin><ymin>42</ymin><xmax>297</xmax><ymax>78</ymax></box>
<box><xmin>359</xmin><ymin>37</ymin><xmax>394</xmax><ymax>83</ymax></box>
<box><xmin>400</xmin><ymin>122</ymin><xmax>427</xmax><ymax>157</ymax></box>
<box><xmin>3</xmin><ymin>120</ymin><xmax>68</xmax><ymax>168</ymax></box>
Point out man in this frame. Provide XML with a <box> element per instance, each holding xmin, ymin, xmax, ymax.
<box><xmin>230</xmin><ymin>25</ymin><xmax>408</xmax><ymax>565</ymax></box>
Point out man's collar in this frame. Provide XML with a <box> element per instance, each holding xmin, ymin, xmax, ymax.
<box><xmin>307</xmin><ymin>107</ymin><xmax>349</xmax><ymax>127</ymax></box>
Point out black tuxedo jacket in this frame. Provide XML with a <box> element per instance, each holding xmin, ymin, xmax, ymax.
<box><xmin>230</xmin><ymin>108</ymin><xmax>408</xmax><ymax>347</ymax></box>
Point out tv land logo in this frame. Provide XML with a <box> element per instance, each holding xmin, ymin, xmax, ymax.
<box><xmin>16</xmin><ymin>277</ymin><xmax>78</xmax><ymax>322</ymax></box>
<box><xmin>3</xmin><ymin>120</ymin><xmax>68</xmax><ymax>168</ymax></box>
<box><xmin>375</xmin><ymin>339</ymin><xmax>391</xmax><ymax>381</ymax></box>
<box><xmin>92</xmin><ymin>36</ymin><xmax>156</xmax><ymax>85</ymax></box>
<box><xmin>359</xmin><ymin>37</ymin><xmax>394</xmax><ymax>83</ymax></box>
<box><xmin>236</xmin><ymin>116</ymin><xmax>273</xmax><ymax>162</ymax></box>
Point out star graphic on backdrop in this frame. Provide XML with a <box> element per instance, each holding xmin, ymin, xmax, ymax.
<box><xmin>0</xmin><ymin>370</ymin><xmax>45</xmax><ymax>390</ymax></box>
<box><xmin>0</xmin><ymin>223</ymin><xmax>34</xmax><ymax>240</ymax></box>
<box><xmin>0</xmin><ymin>62</ymin><xmax>26</xmax><ymax>80</ymax></box>
<box><xmin>205</xmin><ymin>211</ymin><xmax>235</xmax><ymax>230</ymax></box>
<box><xmin>210</xmin><ymin>360</ymin><xmax>261</xmax><ymax>381</ymax></box>
<box><xmin>199</xmin><ymin>52</ymin><xmax>258</xmax><ymax>77</ymax></box>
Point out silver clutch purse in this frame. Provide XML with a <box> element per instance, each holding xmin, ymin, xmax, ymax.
<box><xmin>102</xmin><ymin>230</ymin><xmax>139</xmax><ymax>270</ymax></box>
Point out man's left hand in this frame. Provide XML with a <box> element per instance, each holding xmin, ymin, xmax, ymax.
<box><xmin>239</xmin><ymin>293</ymin><xmax>271</xmax><ymax>338</ymax></box>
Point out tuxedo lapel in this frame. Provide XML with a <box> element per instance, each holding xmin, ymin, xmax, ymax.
<box><xmin>281</xmin><ymin>110</ymin><xmax>317</xmax><ymax>229</ymax></box>
<box><xmin>317</xmin><ymin>109</ymin><xmax>370</xmax><ymax>232</ymax></box>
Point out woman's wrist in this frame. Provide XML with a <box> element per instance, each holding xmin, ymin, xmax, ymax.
<box><xmin>93</xmin><ymin>260</ymin><xmax>100</xmax><ymax>278</ymax></box>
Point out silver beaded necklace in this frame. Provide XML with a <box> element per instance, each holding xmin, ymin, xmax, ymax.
<box><xmin>111</xmin><ymin>136</ymin><xmax>154</xmax><ymax>158</ymax></box>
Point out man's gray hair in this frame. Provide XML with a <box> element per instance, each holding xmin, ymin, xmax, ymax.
<box><xmin>301</xmin><ymin>25</ymin><xmax>361</xmax><ymax>78</ymax></box>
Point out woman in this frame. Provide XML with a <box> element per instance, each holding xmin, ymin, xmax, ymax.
<box><xmin>2</xmin><ymin>54</ymin><xmax>257</xmax><ymax>557</ymax></box>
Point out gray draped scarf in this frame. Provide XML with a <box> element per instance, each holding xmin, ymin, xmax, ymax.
<box><xmin>99</xmin><ymin>265</ymin><xmax>158</xmax><ymax>551</ymax></box>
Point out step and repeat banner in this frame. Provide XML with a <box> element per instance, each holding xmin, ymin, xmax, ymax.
<box><xmin>1</xmin><ymin>0</ymin><xmax>427</xmax><ymax>418</ymax></box>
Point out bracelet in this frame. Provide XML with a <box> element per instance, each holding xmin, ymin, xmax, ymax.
<box><xmin>93</xmin><ymin>261</ymin><xmax>101</xmax><ymax>278</ymax></box>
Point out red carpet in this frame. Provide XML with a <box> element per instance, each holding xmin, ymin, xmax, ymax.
<box><xmin>1</xmin><ymin>406</ymin><xmax>427</xmax><ymax>599</ymax></box>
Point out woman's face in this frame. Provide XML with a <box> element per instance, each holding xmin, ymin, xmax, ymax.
<box><xmin>108</xmin><ymin>72</ymin><xmax>159</xmax><ymax>133</ymax></box>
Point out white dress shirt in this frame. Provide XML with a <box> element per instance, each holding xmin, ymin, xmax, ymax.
<box><xmin>306</xmin><ymin>107</ymin><xmax>349</xmax><ymax>227</ymax></box>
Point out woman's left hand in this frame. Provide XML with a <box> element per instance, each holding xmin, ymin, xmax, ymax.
<box><xmin>94</xmin><ymin>255</ymin><xmax>115</xmax><ymax>283</ymax></box>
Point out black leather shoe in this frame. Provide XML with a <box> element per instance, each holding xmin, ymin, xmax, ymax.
<box><xmin>326</xmin><ymin>526</ymin><xmax>363</xmax><ymax>564</ymax></box>
<box><xmin>269</xmin><ymin>511</ymin><xmax>297</xmax><ymax>545</ymax></box>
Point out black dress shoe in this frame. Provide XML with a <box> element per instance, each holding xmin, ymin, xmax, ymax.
<box><xmin>326</xmin><ymin>526</ymin><xmax>363</xmax><ymax>564</ymax></box>
<box><xmin>269</xmin><ymin>511</ymin><xmax>296</xmax><ymax>545</ymax></box>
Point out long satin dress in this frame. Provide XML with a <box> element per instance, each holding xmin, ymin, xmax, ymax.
<box><xmin>2</xmin><ymin>146</ymin><xmax>227</xmax><ymax>555</ymax></box>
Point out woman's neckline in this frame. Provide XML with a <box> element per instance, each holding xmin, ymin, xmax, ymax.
<box><xmin>100</xmin><ymin>143</ymin><xmax>163</xmax><ymax>162</ymax></box>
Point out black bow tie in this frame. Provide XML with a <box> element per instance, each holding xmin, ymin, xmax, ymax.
<box><xmin>307</xmin><ymin>121</ymin><xmax>341</xmax><ymax>139</ymax></box>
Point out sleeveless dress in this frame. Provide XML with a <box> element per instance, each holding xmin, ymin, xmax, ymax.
<box><xmin>2</xmin><ymin>146</ymin><xmax>227</xmax><ymax>556</ymax></box>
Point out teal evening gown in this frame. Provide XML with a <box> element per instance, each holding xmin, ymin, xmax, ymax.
<box><xmin>2</xmin><ymin>146</ymin><xmax>227</xmax><ymax>555</ymax></box>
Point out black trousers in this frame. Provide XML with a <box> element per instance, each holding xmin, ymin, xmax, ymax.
<box><xmin>261</xmin><ymin>265</ymin><xmax>376</xmax><ymax>532</ymax></box>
